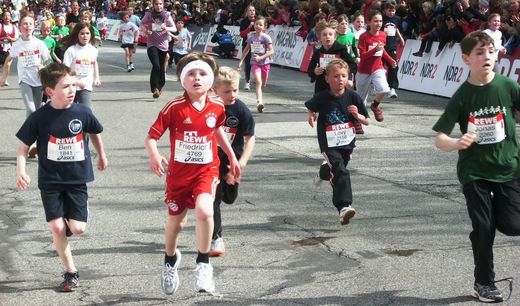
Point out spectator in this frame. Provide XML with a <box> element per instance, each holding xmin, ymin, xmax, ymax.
<box><xmin>66</xmin><ymin>1</ymin><xmax>80</xmax><ymax>28</ymax></box>
<box><xmin>413</xmin><ymin>14</ymin><xmax>446</xmax><ymax>57</ymax></box>
<box><xmin>211</xmin><ymin>22</ymin><xmax>235</xmax><ymax>58</ymax></box>
<box><xmin>435</xmin><ymin>14</ymin><xmax>465</xmax><ymax>56</ymax></box>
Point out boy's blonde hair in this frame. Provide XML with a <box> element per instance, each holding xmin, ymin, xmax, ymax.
<box><xmin>315</xmin><ymin>21</ymin><xmax>337</xmax><ymax>37</ymax></box>
<box><xmin>325</xmin><ymin>59</ymin><xmax>350</xmax><ymax>75</ymax></box>
<box><xmin>214</xmin><ymin>66</ymin><xmax>240</xmax><ymax>87</ymax></box>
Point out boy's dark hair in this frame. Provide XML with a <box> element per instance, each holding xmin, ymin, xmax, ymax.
<box><xmin>176</xmin><ymin>51</ymin><xmax>219</xmax><ymax>78</ymax></box>
<box><xmin>39</xmin><ymin>63</ymin><xmax>75</xmax><ymax>91</ymax></box>
<box><xmin>119</xmin><ymin>10</ymin><xmax>129</xmax><ymax>18</ymax></box>
<box><xmin>175</xmin><ymin>17</ymin><xmax>185</xmax><ymax>23</ymax></box>
<box><xmin>460</xmin><ymin>31</ymin><xmax>494</xmax><ymax>55</ymax></box>
<box><xmin>383</xmin><ymin>0</ymin><xmax>397</xmax><ymax>10</ymax></box>
<box><xmin>325</xmin><ymin>59</ymin><xmax>350</xmax><ymax>75</ymax></box>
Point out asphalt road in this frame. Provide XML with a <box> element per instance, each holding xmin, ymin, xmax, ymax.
<box><xmin>1</xmin><ymin>41</ymin><xmax>519</xmax><ymax>305</ymax></box>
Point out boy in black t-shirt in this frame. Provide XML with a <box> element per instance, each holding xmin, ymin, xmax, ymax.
<box><xmin>382</xmin><ymin>0</ymin><xmax>404</xmax><ymax>99</ymax></box>
<box><xmin>15</xmin><ymin>63</ymin><xmax>108</xmax><ymax>292</ymax></box>
<box><xmin>209</xmin><ymin>66</ymin><xmax>255</xmax><ymax>256</ymax></box>
<box><xmin>305</xmin><ymin>59</ymin><xmax>370</xmax><ymax>225</ymax></box>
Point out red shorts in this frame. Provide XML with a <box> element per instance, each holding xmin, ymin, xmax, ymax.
<box><xmin>164</xmin><ymin>173</ymin><xmax>219</xmax><ymax>216</ymax></box>
<box><xmin>252</xmin><ymin>64</ymin><xmax>270</xmax><ymax>80</ymax></box>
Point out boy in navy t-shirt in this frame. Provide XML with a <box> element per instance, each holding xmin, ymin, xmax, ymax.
<box><xmin>382</xmin><ymin>0</ymin><xmax>404</xmax><ymax>99</ymax></box>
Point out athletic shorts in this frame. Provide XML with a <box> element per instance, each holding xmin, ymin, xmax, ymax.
<box><xmin>355</xmin><ymin>69</ymin><xmax>391</xmax><ymax>104</ymax></box>
<box><xmin>252</xmin><ymin>64</ymin><xmax>270</xmax><ymax>81</ymax></box>
<box><xmin>165</xmin><ymin>173</ymin><xmax>219</xmax><ymax>216</ymax></box>
<box><xmin>121</xmin><ymin>43</ymin><xmax>135</xmax><ymax>50</ymax></box>
<box><xmin>40</xmin><ymin>184</ymin><xmax>89</xmax><ymax>222</ymax></box>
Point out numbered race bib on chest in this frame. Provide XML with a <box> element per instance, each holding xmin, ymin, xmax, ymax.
<box><xmin>174</xmin><ymin>131</ymin><xmax>213</xmax><ymax>164</ymax></box>
<box><xmin>368</xmin><ymin>43</ymin><xmax>383</xmax><ymax>57</ymax></box>
<box><xmin>326</xmin><ymin>122</ymin><xmax>355</xmax><ymax>148</ymax></box>
<box><xmin>19</xmin><ymin>49</ymin><xmax>40</xmax><ymax>67</ymax></box>
<box><xmin>384</xmin><ymin>25</ymin><xmax>396</xmax><ymax>36</ymax></box>
<box><xmin>223</xmin><ymin>126</ymin><xmax>237</xmax><ymax>144</ymax></box>
<box><xmin>75</xmin><ymin>59</ymin><xmax>93</xmax><ymax>76</ymax></box>
<box><xmin>251</xmin><ymin>41</ymin><xmax>265</xmax><ymax>54</ymax></box>
<box><xmin>47</xmin><ymin>134</ymin><xmax>85</xmax><ymax>162</ymax></box>
<box><xmin>152</xmin><ymin>22</ymin><xmax>162</xmax><ymax>32</ymax></box>
<box><xmin>467</xmin><ymin>113</ymin><xmax>506</xmax><ymax>144</ymax></box>
<box><xmin>320</xmin><ymin>54</ymin><xmax>338</xmax><ymax>69</ymax></box>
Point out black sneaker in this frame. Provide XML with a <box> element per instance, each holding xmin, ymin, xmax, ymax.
<box><xmin>472</xmin><ymin>283</ymin><xmax>504</xmax><ymax>303</ymax></box>
<box><xmin>61</xmin><ymin>272</ymin><xmax>79</xmax><ymax>292</ymax></box>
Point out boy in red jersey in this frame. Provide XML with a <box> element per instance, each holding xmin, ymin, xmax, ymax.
<box><xmin>145</xmin><ymin>51</ymin><xmax>241</xmax><ymax>296</ymax></box>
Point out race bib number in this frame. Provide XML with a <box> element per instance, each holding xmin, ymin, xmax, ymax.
<box><xmin>47</xmin><ymin>134</ymin><xmax>85</xmax><ymax>162</ymax></box>
<box><xmin>319</xmin><ymin>54</ymin><xmax>338</xmax><ymax>68</ymax></box>
<box><xmin>326</xmin><ymin>122</ymin><xmax>355</xmax><ymax>147</ymax></box>
<box><xmin>368</xmin><ymin>43</ymin><xmax>383</xmax><ymax>57</ymax></box>
<box><xmin>75</xmin><ymin>59</ymin><xmax>93</xmax><ymax>76</ymax></box>
<box><xmin>174</xmin><ymin>132</ymin><xmax>213</xmax><ymax>164</ymax></box>
<box><xmin>467</xmin><ymin>113</ymin><xmax>506</xmax><ymax>144</ymax></box>
<box><xmin>223</xmin><ymin>126</ymin><xmax>237</xmax><ymax>144</ymax></box>
<box><xmin>384</xmin><ymin>25</ymin><xmax>396</xmax><ymax>36</ymax></box>
<box><xmin>251</xmin><ymin>41</ymin><xmax>265</xmax><ymax>54</ymax></box>
<box><xmin>152</xmin><ymin>22</ymin><xmax>162</xmax><ymax>32</ymax></box>
<box><xmin>19</xmin><ymin>49</ymin><xmax>40</xmax><ymax>67</ymax></box>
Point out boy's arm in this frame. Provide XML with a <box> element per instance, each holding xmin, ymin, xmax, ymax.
<box><xmin>348</xmin><ymin>105</ymin><xmax>370</xmax><ymax>126</ymax></box>
<box><xmin>93</xmin><ymin>60</ymin><xmax>101</xmax><ymax>87</ymax></box>
<box><xmin>89</xmin><ymin>133</ymin><xmax>108</xmax><ymax>171</ymax></box>
<box><xmin>16</xmin><ymin>143</ymin><xmax>30</xmax><ymax>190</ymax></box>
<box><xmin>145</xmin><ymin>135</ymin><xmax>169</xmax><ymax>177</ymax></box>
<box><xmin>396</xmin><ymin>28</ymin><xmax>405</xmax><ymax>46</ymax></box>
<box><xmin>0</xmin><ymin>55</ymin><xmax>13</xmax><ymax>86</ymax></box>
<box><xmin>434</xmin><ymin>132</ymin><xmax>476</xmax><ymax>152</ymax></box>
<box><xmin>307</xmin><ymin>110</ymin><xmax>317</xmax><ymax>127</ymax></box>
<box><xmin>216</xmin><ymin>127</ymin><xmax>241</xmax><ymax>181</ymax></box>
<box><xmin>238</xmin><ymin>135</ymin><xmax>255</xmax><ymax>169</ymax></box>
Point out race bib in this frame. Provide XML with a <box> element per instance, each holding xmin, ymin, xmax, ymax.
<box><xmin>223</xmin><ymin>126</ymin><xmax>237</xmax><ymax>144</ymax></box>
<box><xmin>174</xmin><ymin>132</ymin><xmax>213</xmax><ymax>164</ymax></box>
<box><xmin>326</xmin><ymin>122</ymin><xmax>355</xmax><ymax>147</ymax></box>
<box><xmin>319</xmin><ymin>54</ymin><xmax>338</xmax><ymax>68</ymax></box>
<box><xmin>251</xmin><ymin>41</ymin><xmax>265</xmax><ymax>54</ymax></box>
<box><xmin>47</xmin><ymin>134</ymin><xmax>85</xmax><ymax>162</ymax></box>
<box><xmin>152</xmin><ymin>22</ymin><xmax>162</xmax><ymax>32</ymax></box>
<box><xmin>467</xmin><ymin>113</ymin><xmax>506</xmax><ymax>144</ymax></box>
<box><xmin>368</xmin><ymin>43</ymin><xmax>383</xmax><ymax>57</ymax></box>
<box><xmin>19</xmin><ymin>49</ymin><xmax>40</xmax><ymax>67</ymax></box>
<box><xmin>384</xmin><ymin>25</ymin><xmax>396</xmax><ymax>36</ymax></box>
<box><xmin>75</xmin><ymin>59</ymin><xmax>93</xmax><ymax>76</ymax></box>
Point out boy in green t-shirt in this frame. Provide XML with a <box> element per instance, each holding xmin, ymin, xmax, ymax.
<box><xmin>433</xmin><ymin>31</ymin><xmax>520</xmax><ymax>303</ymax></box>
<box><xmin>50</xmin><ymin>15</ymin><xmax>70</xmax><ymax>61</ymax></box>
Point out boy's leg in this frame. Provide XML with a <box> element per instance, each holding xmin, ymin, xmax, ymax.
<box><xmin>49</xmin><ymin>217</ymin><xmax>77</xmax><ymax>273</ymax></box>
<box><xmin>164</xmin><ymin>211</ymin><xmax>188</xmax><ymax>256</ymax></box>
<box><xmin>354</xmin><ymin>72</ymin><xmax>371</xmax><ymax>105</ymax></box>
<box><xmin>212</xmin><ymin>185</ymin><xmax>223</xmax><ymax>240</ymax></box>
<box><xmin>195</xmin><ymin>193</ymin><xmax>215</xmax><ymax>254</ymax></box>
<box><xmin>323</xmin><ymin>149</ymin><xmax>353</xmax><ymax>212</ymax></box>
<box><xmin>124</xmin><ymin>48</ymin><xmax>130</xmax><ymax>65</ymax></box>
<box><xmin>20</xmin><ymin>82</ymin><xmax>38</xmax><ymax>117</ymax></box>
<box><xmin>371</xmin><ymin>69</ymin><xmax>391</xmax><ymax>122</ymax></box>
<box><xmin>492</xmin><ymin>178</ymin><xmax>520</xmax><ymax>236</ymax></box>
<box><xmin>386</xmin><ymin>50</ymin><xmax>399</xmax><ymax>91</ymax></box>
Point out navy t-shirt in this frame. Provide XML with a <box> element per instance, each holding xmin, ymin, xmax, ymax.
<box><xmin>16</xmin><ymin>103</ymin><xmax>103</xmax><ymax>188</ymax></box>
<box><xmin>220</xmin><ymin>98</ymin><xmax>255</xmax><ymax>157</ymax></box>
<box><xmin>305</xmin><ymin>89</ymin><xmax>368</xmax><ymax>152</ymax></box>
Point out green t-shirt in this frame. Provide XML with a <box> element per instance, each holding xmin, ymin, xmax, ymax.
<box><xmin>38</xmin><ymin>35</ymin><xmax>57</xmax><ymax>63</ymax></box>
<box><xmin>433</xmin><ymin>74</ymin><xmax>520</xmax><ymax>185</ymax></box>
<box><xmin>336</xmin><ymin>32</ymin><xmax>358</xmax><ymax>58</ymax></box>
<box><xmin>50</xmin><ymin>25</ymin><xmax>69</xmax><ymax>47</ymax></box>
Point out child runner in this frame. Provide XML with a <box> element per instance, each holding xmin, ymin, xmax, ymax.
<box><xmin>50</xmin><ymin>14</ymin><xmax>69</xmax><ymax>61</ymax></box>
<box><xmin>209</xmin><ymin>67</ymin><xmax>255</xmax><ymax>257</ymax></box>
<box><xmin>211</xmin><ymin>23</ymin><xmax>236</xmax><ymax>59</ymax></box>
<box><xmin>305</xmin><ymin>59</ymin><xmax>370</xmax><ymax>225</ymax></box>
<box><xmin>39</xmin><ymin>20</ymin><xmax>60</xmax><ymax>64</ymax></box>
<box><xmin>118</xmin><ymin>10</ymin><xmax>139</xmax><ymax>72</ymax></box>
<box><xmin>351</xmin><ymin>11</ymin><xmax>366</xmax><ymax>41</ymax></box>
<box><xmin>239</xmin><ymin>4</ymin><xmax>256</xmax><ymax>91</ymax></box>
<box><xmin>356</xmin><ymin>11</ymin><xmax>396</xmax><ymax>122</ymax></box>
<box><xmin>237</xmin><ymin>16</ymin><xmax>274</xmax><ymax>113</ymax></box>
<box><xmin>483</xmin><ymin>13</ymin><xmax>507</xmax><ymax>72</ymax></box>
<box><xmin>382</xmin><ymin>0</ymin><xmax>404</xmax><ymax>99</ymax></box>
<box><xmin>0</xmin><ymin>10</ymin><xmax>19</xmax><ymax>71</ymax></box>
<box><xmin>61</xmin><ymin>22</ymin><xmax>101</xmax><ymax>108</ymax></box>
<box><xmin>433</xmin><ymin>31</ymin><xmax>520</xmax><ymax>303</ymax></box>
<box><xmin>336</xmin><ymin>14</ymin><xmax>360</xmax><ymax>69</ymax></box>
<box><xmin>145</xmin><ymin>52</ymin><xmax>241</xmax><ymax>295</ymax></box>
<box><xmin>15</xmin><ymin>62</ymin><xmax>108</xmax><ymax>292</ymax></box>
<box><xmin>96</xmin><ymin>10</ymin><xmax>108</xmax><ymax>41</ymax></box>
<box><xmin>169</xmin><ymin>17</ymin><xmax>192</xmax><ymax>69</ymax></box>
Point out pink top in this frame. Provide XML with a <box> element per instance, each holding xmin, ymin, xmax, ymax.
<box><xmin>141</xmin><ymin>10</ymin><xmax>176</xmax><ymax>52</ymax></box>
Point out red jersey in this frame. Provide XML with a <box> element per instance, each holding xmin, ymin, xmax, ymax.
<box><xmin>148</xmin><ymin>92</ymin><xmax>226</xmax><ymax>183</ymax></box>
<box><xmin>357</xmin><ymin>30</ymin><xmax>394</xmax><ymax>74</ymax></box>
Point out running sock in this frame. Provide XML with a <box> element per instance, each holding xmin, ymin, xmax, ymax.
<box><xmin>196</xmin><ymin>251</ymin><xmax>210</xmax><ymax>264</ymax></box>
<box><xmin>165</xmin><ymin>252</ymin><xmax>177</xmax><ymax>266</ymax></box>
<box><xmin>372</xmin><ymin>100</ymin><xmax>380</xmax><ymax>108</ymax></box>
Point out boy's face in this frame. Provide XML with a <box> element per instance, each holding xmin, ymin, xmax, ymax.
<box><xmin>57</xmin><ymin>16</ymin><xmax>65</xmax><ymax>26</ymax></box>
<box><xmin>18</xmin><ymin>17</ymin><xmax>34</xmax><ymax>37</ymax></box>
<box><xmin>214</xmin><ymin>82</ymin><xmax>239</xmax><ymax>105</ymax></box>
<box><xmin>325</xmin><ymin>65</ymin><xmax>349</xmax><ymax>94</ymax></box>
<box><xmin>354</xmin><ymin>16</ymin><xmax>364</xmax><ymax>30</ymax></box>
<box><xmin>41</xmin><ymin>25</ymin><xmax>50</xmax><ymax>36</ymax></box>
<box><xmin>122</xmin><ymin>14</ymin><xmax>129</xmax><ymax>22</ymax></box>
<box><xmin>338</xmin><ymin>20</ymin><xmax>349</xmax><ymax>34</ymax></box>
<box><xmin>176</xmin><ymin>20</ymin><xmax>184</xmax><ymax>29</ymax></box>
<box><xmin>320</xmin><ymin>27</ymin><xmax>336</xmax><ymax>48</ymax></box>
<box><xmin>384</xmin><ymin>7</ymin><xmax>396</xmax><ymax>17</ymax></box>
<box><xmin>183</xmin><ymin>68</ymin><xmax>213</xmax><ymax>95</ymax></box>
<box><xmin>47</xmin><ymin>74</ymin><xmax>77</xmax><ymax>108</ymax></box>
<box><xmin>462</xmin><ymin>42</ymin><xmax>495</xmax><ymax>76</ymax></box>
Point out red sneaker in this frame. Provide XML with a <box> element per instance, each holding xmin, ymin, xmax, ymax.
<box><xmin>353</xmin><ymin>120</ymin><xmax>364</xmax><ymax>134</ymax></box>
<box><xmin>370</xmin><ymin>104</ymin><xmax>384</xmax><ymax>122</ymax></box>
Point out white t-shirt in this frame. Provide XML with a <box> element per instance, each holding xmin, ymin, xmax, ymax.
<box><xmin>119</xmin><ymin>21</ymin><xmax>139</xmax><ymax>44</ymax></box>
<box><xmin>9</xmin><ymin>37</ymin><xmax>49</xmax><ymax>86</ymax></box>
<box><xmin>483</xmin><ymin>28</ymin><xmax>503</xmax><ymax>61</ymax></box>
<box><xmin>96</xmin><ymin>16</ymin><xmax>108</xmax><ymax>30</ymax></box>
<box><xmin>63</xmin><ymin>43</ymin><xmax>98</xmax><ymax>91</ymax></box>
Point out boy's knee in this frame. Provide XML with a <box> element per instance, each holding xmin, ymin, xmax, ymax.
<box><xmin>166</xmin><ymin>216</ymin><xmax>186</xmax><ymax>232</ymax></box>
<box><xmin>49</xmin><ymin>219</ymin><xmax>66</xmax><ymax>235</ymax></box>
<box><xmin>195</xmin><ymin>194</ymin><xmax>214</xmax><ymax>220</ymax></box>
<box><xmin>69</xmin><ymin>222</ymin><xmax>86</xmax><ymax>235</ymax></box>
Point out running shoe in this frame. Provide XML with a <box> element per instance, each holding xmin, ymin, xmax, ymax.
<box><xmin>209</xmin><ymin>238</ymin><xmax>225</xmax><ymax>257</ymax></box>
<box><xmin>153</xmin><ymin>88</ymin><xmax>160</xmax><ymax>99</ymax></box>
<box><xmin>61</xmin><ymin>271</ymin><xmax>79</xmax><ymax>292</ymax></box>
<box><xmin>389</xmin><ymin>88</ymin><xmax>398</xmax><ymax>99</ymax></box>
<box><xmin>313</xmin><ymin>161</ymin><xmax>328</xmax><ymax>186</ymax></box>
<box><xmin>127</xmin><ymin>64</ymin><xmax>132</xmax><ymax>72</ymax></box>
<box><xmin>339</xmin><ymin>206</ymin><xmax>356</xmax><ymax>225</ymax></box>
<box><xmin>161</xmin><ymin>249</ymin><xmax>181</xmax><ymax>295</ymax></box>
<box><xmin>353</xmin><ymin>120</ymin><xmax>364</xmax><ymax>134</ymax></box>
<box><xmin>244</xmin><ymin>81</ymin><xmax>250</xmax><ymax>90</ymax></box>
<box><xmin>370</xmin><ymin>104</ymin><xmax>384</xmax><ymax>122</ymax></box>
<box><xmin>472</xmin><ymin>283</ymin><xmax>504</xmax><ymax>303</ymax></box>
<box><xmin>130</xmin><ymin>63</ymin><xmax>135</xmax><ymax>71</ymax></box>
<box><xmin>195</xmin><ymin>262</ymin><xmax>215</xmax><ymax>293</ymax></box>
<box><xmin>257</xmin><ymin>101</ymin><xmax>264</xmax><ymax>113</ymax></box>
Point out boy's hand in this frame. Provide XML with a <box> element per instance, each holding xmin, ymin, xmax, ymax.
<box><xmin>97</xmin><ymin>154</ymin><xmax>108</xmax><ymax>171</ymax></box>
<box><xmin>237</xmin><ymin>62</ymin><xmax>242</xmax><ymax>71</ymax></box>
<box><xmin>224</xmin><ymin>170</ymin><xmax>237</xmax><ymax>185</ymax></box>
<box><xmin>307</xmin><ymin>111</ymin><xmax>317</xmax><ymax>127</ymax></box>
<box><xmin>457</xmin><ymin>133</ymin><xmax>477</xmax><ymax>149</ymax></box>
<box><xmin>149</xmin><ymin>154</ymin><xmax>169</xmax><ymax>176</ymax></box>
<box><xmin>229</xmin><ymin>157</ymin><xmax>241</xmax><ymax>182</ymax></box>
<box><xmin>16</xmin><ymin>173</ymin><xmax>30</xmax><ymax>190</ymax></box>
<box><xmin>348</xmin><ymin>105</ymin><xmax>359</xmax><ymax>117</ymax></box>
<box><xmin>314</xmin><ymin>64</ymin><xmax>324</xmax><ymax>75</ymax></box>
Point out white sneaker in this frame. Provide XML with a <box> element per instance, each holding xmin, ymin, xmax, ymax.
<box><xmin>313</xmin><ymin>161</ymin><xmax>328</xmax><ymax>186</ymax></box>
<box><xmin>194</xmin><ymin>262</ymin><xmax>215</xmax><ymax>293</ymax></box>
<box><xmin>244</xmin><ymin>81</ymin><xmax>250</xmax><ymax>90</ymax></box>
<box><xmin>209</xmin><ymin>238</ymin><xmax>225</xmax><ymax>257</ymax></box>
<box><xmin>161</xmin><ymin>249</ymin><xmax>181</xmax><ymax>295</ymax></box>
<box><xmin>389</xmin><ymin>88</ymin><xmax>398</xmax><ymax>99</ymax></box>
<box><xmin>4</xmin><ymin>80</ymin><xmax>9</xmax><ymax>86</ymax></box>
<box><xmin>339</xmin><ymin>206</ymin><xmax>356</xmax><ymax>225</ymax></box>
<box><xmin>130</xmin><ymin>63</ymin><xmax>135</xmax><ymax>70</ymax></box>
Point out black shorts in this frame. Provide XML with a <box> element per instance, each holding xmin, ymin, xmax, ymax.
<box><xmin>121</xmin><ymin>43</ymin><xmax>135</xmax><ymax>50</ymax></box>
<box><xmin>40</xmin><ymin>184</ymin><xmax>89</xmax><ymax>222</ymax></box>
<box><xmin>0</xmin><ymin>51</ymin><xmax>9</xmax><ymax>65</ymax></box>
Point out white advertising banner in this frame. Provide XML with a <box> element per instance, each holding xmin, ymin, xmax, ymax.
<box><xmin>266</xmin><ymin>25</ymin><xmax>306</xmax><ymax>68</ymax></box>
<box><xmin>203</xmin><ymin>25</ymin><xmax>243</xmax><ymax>59</ymax></box>
<box><xmin>398</xmin><ymin>40</ymin><xmax>469</xmax><ymax>98</ymax></box>
<box><xmin>106</xmin><ymin>19</ymin><xmax>121</xmax><ymax>41</ymax></box>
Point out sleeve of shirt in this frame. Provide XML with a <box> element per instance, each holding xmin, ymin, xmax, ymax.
<box><xmin>432</xmin><ymin>97</ymin><xmax>460</xmax><ymax>135</ymax></box>
<box><xmin>352</xmin><ymin>91</ymin><xmax>369</xmax><ymax>118</ymax></box>
<box><xmin>39</xmin><ymin>40</ymin><xmax>50</xmax><ymax>62</ymax></box>
<box><xmin>304</xmin><ymin>93</ymin><xmax>320</xmax><ymax>112</ymax></box>
<box><xmin>240</xmin><ymin>102</ymin><xmax>255</xmax><ymax>136</ymax></box>
<box><xmin>16</xmin><ymin>113</ymin><xmax>38</xmax><ymax>146</ymax></box>
<box><xmin>62</xmin><ymin>47</ymin><xmax>73</xmax><ymax>67</ymax></box>
<box><xmin>148</xmin><ymin>108</ymin><xmax>171</xmax><ymax>140</ymax></box>
<box><xmin>84</xmin><ymin>106</ymin><xmax>104</xmax><ymax>134</ymax></box>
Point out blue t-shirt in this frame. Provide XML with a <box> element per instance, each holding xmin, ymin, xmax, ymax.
<box><xmin>16</xmin><ymin>103</ymin><xmax>103</xmax><ymax>188</ymax></box>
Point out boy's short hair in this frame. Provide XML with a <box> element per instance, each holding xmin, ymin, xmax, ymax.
<box><xmin>214</xmin><ymin>66</ymin><xmax>240</xmax><ymax>87</ymax></box>
<box><xmin>175</xmin><ymin>17</ymin><xmax>184</xmax><ymax>23</ymax></box>
<box><xmin>383</xmin><ymin>0</ymin><xmax>397</xmax><ymax>10</ymax></box>
<box><xmin>325</xmin><ymin>59</ymin><xmax>350</xmax><ymax>75</ymax></box>
<box><xmin>315</xmin><ymin>21</ymin><xmax>337</xmax><ymax>37</ymax></box>
<box><xmin>460</xmin><ymin>31</ymin><xmax>494</xmax><ymax>55</ymax></box>
<box><xmin>336</xmin><ymin>14</ymin><xmax>349</xmax><ymax>24</ymax></box>
<box><xmin>176</xmin><ymin>51</ymin><xmax>219</xmax><ymax>79</ymax></box>
<box><xmin>119</xmin><ymin>10</ymin><xmax>129</xmax><ymax>18</ymax></box>
<box><xmin>39</xmin><ymin>63</ymin><xmax>76</xmax><ymax>91</ymax></box>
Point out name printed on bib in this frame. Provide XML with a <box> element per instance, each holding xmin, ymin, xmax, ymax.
<box><xmin>319</xmin><ymin>54</ymin><xmax>338</xmax><ymax>68</ymax></box>
<box><xmin>174</xmin><ymin>131</ymin><xmax>213</xmax><ymax>164</ymax></box>
<box><xmin>326</xmin><ymin>122</ymin><xmax>355</xmax><ymax>147</ymax></box>
<box><xmin>251</xmin><ymin>41</ymin><xmax>265</xmax><ymax>54</ymax></box>
<box><xmin>75</xmin><ymin>58</ymin><xmax>93</xmax><ymax>76</ymax></box>
<box><xmin>467</xmin><ymin>112</ymin><xmax>506</xmax><ymax>144</ymax></box>
<box><xmin>19</xmin><ymin>49</ymin><xmax>40</xmax><ymax>67</ymax></box>
<box><xmin>47</xmin><ymin>134</ymin><xmax>85</xmax><ymax>162</ymax></box>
